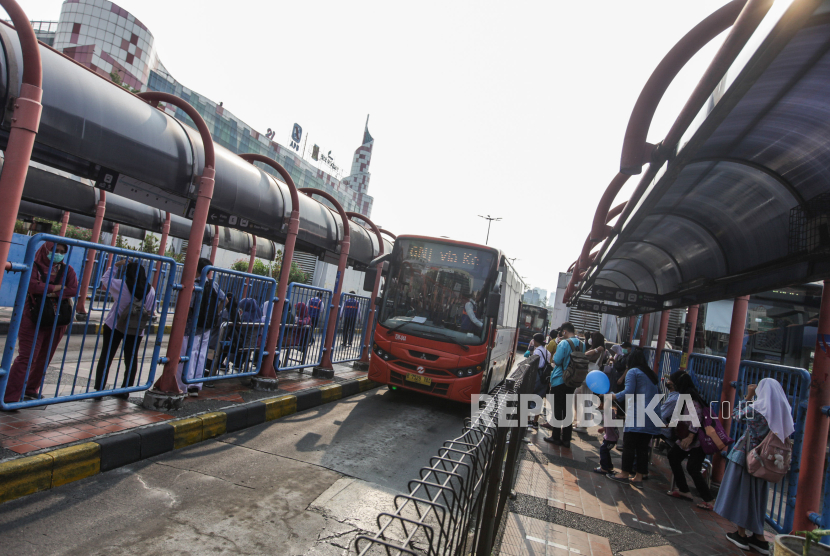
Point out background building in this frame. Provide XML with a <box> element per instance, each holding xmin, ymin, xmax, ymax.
<box><xmin>32</xmin><ymin>0</ymin><xmax>375</xmax><ymax>217</ymax></box>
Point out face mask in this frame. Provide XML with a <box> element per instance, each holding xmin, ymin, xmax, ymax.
<box><xmin>49</xmin><ymin>252</ymin><xmax>65</xmax><ymax>264</ymax></box>
<box><xmin>622</xmin><ymin>348</ymin><xmax>629</xmax><ymax>354</ymax></box>
<box><xmin>588</xmin><ymin>339</ymin><xmax>593</xmax><ymax>346</ymax></box>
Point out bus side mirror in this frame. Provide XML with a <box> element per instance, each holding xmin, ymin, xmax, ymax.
<box><xmin>363</xmin><ymin>268</ymin><xmax>378</xmax><ymax>291</ymax></box>
<box><xmin>486</xmin><ymin>292</ymin><xmax>501</xmax><ymax>318</ymax></box>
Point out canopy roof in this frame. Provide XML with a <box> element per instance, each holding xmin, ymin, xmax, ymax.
<box><xmin>577</xmin><ymin>2</ymin><xmax>830</xmax><ymax>313</ymax></box>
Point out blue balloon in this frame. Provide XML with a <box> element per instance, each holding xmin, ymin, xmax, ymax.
<box><xmin>585</xmin><ymin>370</ymin><xmax>610</xmax><ymax>395</ymax></box>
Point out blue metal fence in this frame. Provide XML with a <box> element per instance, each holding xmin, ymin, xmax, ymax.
<box><xmin>331</xmin><ymin>292</ymin><xmax>371</xmax><ymax>364</ymax></box>
<box><xmin>275</xmin><ymin>283</ymin><xmax>333</xmax><ymax>371</ymax></box>
<box><xmin>0</xmin><ymin>234</ymin><xmax>177</xmax><ymax>410</ymax></box>
<box><xmin>687</xmin><ymin>353</ymin><xmax>727</xmax><ymax>406</ymax></box>
<box><xmin>180</xmin><ymin>266</ymin><xmax>277</xmax><ymax>384</ymax></box>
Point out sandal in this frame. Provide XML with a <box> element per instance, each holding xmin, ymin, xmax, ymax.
<box><xmin>697</xmin><ymin>502</ymin><xmax>714</xmax><ymax>511</ymax></box>
<box><xmin>593</xmin><ymin>466</ymin><xmax>612</xmax><ymax>475</ymax></box>
<box><xmin>606</xmin><ymin>473</ymin><xmax>633</xmax><ymax>485</ymax></box>
<box><xmin>667</xmin><ymin>490</ymin><xmax>693</xmax><ymax>501</ymax></box>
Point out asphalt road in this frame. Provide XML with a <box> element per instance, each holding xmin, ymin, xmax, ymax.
<box><xmin>0</xmin><ymin>386</ymin><xmax>471</xmax><ymax>555</ymax></box>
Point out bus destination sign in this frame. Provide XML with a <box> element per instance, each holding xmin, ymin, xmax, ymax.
<box><xmin>590</xmin><ymin>285</ymin><xmax>663</xmax><ymax>309</ymax></box>
<box><xmin>407</xmin><ymin>244</ymin><xmax>483</xmax><ymax>268</ymax></box>
<box><xmin>575</xmin><ymin>299</ymin><xmax>627</xmax><ymax>316</ymax></box>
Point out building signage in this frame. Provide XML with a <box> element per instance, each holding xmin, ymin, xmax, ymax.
<box><xmin>575</xmin><ymin>299</ymin><xmax>627</xmax><ymax>316</ymax></box>
<box><xmin>590</xmin><ymin>285</ymin><xmax>663</xmax><ymax>309</ymax></box>
<box><xmin>289</xmin><ymin>123</ymin><xmax>302</xmax><ymax>151</ymax></box>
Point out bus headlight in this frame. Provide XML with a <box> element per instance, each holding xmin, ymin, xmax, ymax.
<box><xmin>456</xmin><ymin>370</ymin><xmax>465</xmax><ymax>377</ymax></box>
<box><xmin>467</xmin><ymin>369</ymin><xmax>473</xmax><ymax>376</ymax></box>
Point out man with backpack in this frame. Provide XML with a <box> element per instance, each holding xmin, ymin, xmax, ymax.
<box><xmin>176</xmin><ymin>258</ymin><xmax>227</xmax><ymax>397</ymax></box>
<box><xmin>544</xmin><ymin>322</ymin><xmax>586</xmax><ymax>448</ymax></box>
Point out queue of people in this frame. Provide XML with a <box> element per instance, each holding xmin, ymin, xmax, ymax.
<box><xmin>525</xmin><ymin>324</ymin><xmax>793</xmax><ymax>555</ymax></box>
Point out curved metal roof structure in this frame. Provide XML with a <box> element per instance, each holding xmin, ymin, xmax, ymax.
<box><xmin>574</xmin><ymin>0</ymin><xmax>830</xmax><ymax>313</ymax></box>
<box><xmin>0</xmin><ymin>23</ymin><xmax>391</xmax><ymax>270</ymax></box>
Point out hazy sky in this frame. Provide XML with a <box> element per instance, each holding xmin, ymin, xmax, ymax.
<box><xmin>22</xmin><ymin>0</ymin><xmax>733</xmax><ymax>296</ymax></box>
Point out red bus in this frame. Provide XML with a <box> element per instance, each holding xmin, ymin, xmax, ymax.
<box><xmin>368</xmin><ymin>235</ymin><xmax>526</xmax><ymax>403</ymax></box>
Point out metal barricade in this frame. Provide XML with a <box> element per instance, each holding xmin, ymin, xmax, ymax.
<box><xmin>809</xmin><ymin>440</ymin><xmax>830</xmax><ymax>544</ymax></box>
<box><xmin>180</xmin><ymin>266</ymin><xmax>277</xmax><ymax>384</ymax></box>
<box><xmin>154</xmin><ymin>262</ymin><xmax>183</xmax><ymax>314</ymax></box>
<box><xmin>730</xmin><ymin>361</ymin><xmax>810</xmax><ymax>534</ymax></box>
<box><xmin>275</xmin><ymin>283</ymin><xmax>333</xmax><ymax>371</ymax></box>
<box><xmin>355</xmin><ymin>355</ymin><xmax>532</xmax><ymax>555</ymax></box>
<box><xmin>331</xmin><ymin>292</ymin><xmax>371</xmax><ymax>364</ymax></box>
<box><xmin>687</xmin><ymin>353</ymin><xmax>727</xmax><ymax>405</ymax></box>
<box><xmin>0</xmin><ymin>234</ymin><xmax>177</xmax><ymax>410</ymax></box>
<box><xmin>658</xmin><ymin>349</ymin><xmax>682</xmax><ymax>385</ymax></box>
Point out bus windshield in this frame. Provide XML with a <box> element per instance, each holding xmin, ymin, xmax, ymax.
<box><xmin>521</xmin><ymin>305</ymin><xmax>548</xmax><ymax>331</ymax></box>
<box><xmin>380</xmin><ymin>239</ymin><xmax>498</xmax><ymax>345</ymax></box>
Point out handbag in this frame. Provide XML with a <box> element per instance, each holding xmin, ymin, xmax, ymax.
<box><xmin>698</xmin><ymin>407</ymin><xmax>734</xmax><ymax>455</ymax></box>
<box><xmin>28</xmin><ymin>266</ymin><xmax>74</xmax><ymax>329</ymax></box>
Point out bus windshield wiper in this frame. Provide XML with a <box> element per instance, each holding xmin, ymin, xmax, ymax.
<box><xmin>418</xmin><ymin>331</ymin><xmax>470</xmax><ymax>351</ymax></box>
<box><xmin>385</xmin><ymin>321</ymin><xmax>412</xmax><ymax>335</ymax></box>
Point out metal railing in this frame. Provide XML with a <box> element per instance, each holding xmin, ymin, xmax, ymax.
<box><xmin>687</xmin><ymin>353</ymin><xmax>727</xmax><ymax>405</ymax></box>
<box><xmin>0</xmin><ymin>234</ymin><xmax>177</xmax><ymax>409</ymax></box>
<box><xmin>355</xmin><ymin>356</ymin><xmax>536</xmax><ymax>555</ymax></box>
<box><xmin>331</xmin><ymin>292</ymin><xmax>371</xmax><ymax>364</ymax></box>
<box><xmin>180</xmin><ymin>266</ymin><xmax>277</xmax><ymax>384</ymax></box>
<box><xmin>275</xmin><ymin>283</ymin><xmax>333</xmax><ymax>372</ymax></box>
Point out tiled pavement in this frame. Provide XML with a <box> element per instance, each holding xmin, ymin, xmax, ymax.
<box><xmin>0</xmin><ymin>364</ymin><xmax>367</xmax><ymax>458</ymax></box>
<box><xmin>500</xmin><ymin>424</ymin><xmax>776</xmax><ymax>556</ymax></box>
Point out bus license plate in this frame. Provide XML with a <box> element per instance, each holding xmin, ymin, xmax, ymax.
<box><xmin>405</xmin><ymin>373</ymin><xmax>432</xmax><ymax>386</ymax></box>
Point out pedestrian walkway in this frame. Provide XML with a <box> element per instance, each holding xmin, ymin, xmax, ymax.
<box><xmin>498</xmin><ymin>424</ymin><xmax>776</xmax><ymax>556</ymax></box>
<box><xmin>0</xmin><ymin>364</ymin><xmax>366</xmax><ymax>460</ymax></box>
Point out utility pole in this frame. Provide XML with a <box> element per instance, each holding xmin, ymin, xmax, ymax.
<box><xmin>477</xmin><ymin>215</ymin><xmax>502</xmax><ymax>245</ymax></box>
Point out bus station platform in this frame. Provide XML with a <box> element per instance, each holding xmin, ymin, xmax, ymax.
<box><xmin>499</xmin><ymin>425</ymin><xmax>776</xmax><ymax>556</ymax></box>
<box><xmin>0</xmin><ymin>364</ymin><xmax>369</xmax><ymax>461</ymax></box>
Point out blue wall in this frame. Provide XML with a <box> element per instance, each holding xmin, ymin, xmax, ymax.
<box><xmin>0</xmin><ymin>234</ymin><xmax>88</xmax><ymax>307</ymax></box>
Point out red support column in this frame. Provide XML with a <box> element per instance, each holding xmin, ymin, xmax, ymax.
<box><xmin>59</xmin><ymin>211</ymin><xmax>70</xmax><ymax>237</ymax></box>
<box><xmin>346</xmin><ymin>212</ymin><xmax>384</xmax><ymax>366</ymax></box>
<box><xmin>209</xmin><ymin>224</ymin><xmax>219</xmax><ymax>264</ymax></box>
<box><xmin>137</xmin><ymin>92</ymin><xmax>215</xmax><ymax>405</ymax></box>
<box><xmin>793</xmin><ymin>280</ymin><xmax>830</xmax><ymax>532</ymax></box>
<box><xmin>104</xmin><ymin>223</ymin><xmax>119</xmax><ymax>270</ymax></box>
<box><xmin>299</xmin><ymin>188</ymin><xmax>350</xmax><ymax>374</ymax></box>
<box><xmin>0</xmin><ymin>0</ymin><xmax>42</xmax><ymax>295</ymax></box>
<box><xmin>680</xmin><ymin>304</ymin><xmax>699</xmax><ymax>371</ymax></box>
<box><xmin>628</xmin><ymin>315</ymin><xmax>637</xmax><ymax>343</ymax></box>
<box><xmin>237</xmin><ymin>154</ymin><xmax>300</xmax><ymax>387</ymax></box>
<box><xmin>654</xmin><ymin>309</ymin><xmax>670</xmax><ymax>377</ymax></box>
<box><xmin>76</xmin><ymin>191</ymin><xmax>107</xmax><ymax>314</ymax></box>
<box><xmin>152</xmin><ymin>212</ymin><xmax>171</xmax><ymax>292</ymax></box>
<box><xmin>712</xmin><ymin>295</ymin><xmax>749</xmax><ymax>482</ymax></box>
<box><xmin>639</xmin><ymin>313</ymin><xmax>651</xmax><ymax>348</ymax></box>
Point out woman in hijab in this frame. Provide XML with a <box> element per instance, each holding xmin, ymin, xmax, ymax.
<box><xmin>94</xmin><ymin>259</ymin><xmax>155</xmax><ymax>398</ymax></box>
<box><xmin>715</xmin><ymin>378</ymin><xmax>792</xmax><ymax>554</ymax></box>
<box><xmin>5</xmin><ymin>242</ymin><xmax>78</xmax><ymax>403</ymax></box>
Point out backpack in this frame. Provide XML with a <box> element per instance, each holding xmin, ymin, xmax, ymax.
<box><xmin>116</xmin><ymin>297</ymin><xmax>153</xmax><ymax>335</ymax></box>
<box><xmin>697</xmin><ymin>407</ymin><xmax>734</xmax><ymax>455</ymax></box>
<box><xmin>562</xmin><ymin>338</ymin><xmax>590</xmax><ymax>388</ymax></box>
<box><xmin>537</xmin><ymin>346</ymin><xmax>554</xmax><ymax>384</ymax></box>
<box><xmin>746</xmin><ymin>431</ymin><xmax>792</xmax><ymax>484</ymax></box>
<box><xmin>195</xmin><ymin>283</ymin><xmax>221</xmax><ymax>330</ymax></box>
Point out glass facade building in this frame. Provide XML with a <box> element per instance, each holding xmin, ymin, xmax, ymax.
<box><xmin>29</xmin><ymin>0</ymin><xmax>375</xmax><ymax>217</ymax></box>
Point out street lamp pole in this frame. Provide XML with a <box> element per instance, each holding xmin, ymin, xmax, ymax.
<box><xmin>477</xmin><ymin>214</ymin><xmax>502</xmax><ymax>245</ymax></box>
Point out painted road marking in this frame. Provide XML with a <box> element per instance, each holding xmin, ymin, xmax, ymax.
<box><xmin>526</xmin><ymin>535</ymin><xmax>582</xmax><ymax>553</ymax></box>
<box><xmin>631</xmin><ymin>517</ymin><xmax>682</xmax><ymax>534</ymax></box>
<box><xmin>548</xmin><ymin>497</ymin><xmax>577</xmax><ymax>506</ymax></box>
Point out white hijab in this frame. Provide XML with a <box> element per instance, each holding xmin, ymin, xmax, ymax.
<box><xmin>752</xmin><ymin>378</ymin><xmax>794</xmax><ymax>441</ymax></box>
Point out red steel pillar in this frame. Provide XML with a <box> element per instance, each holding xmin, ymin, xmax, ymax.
<box><xmin>712</xmin><ymin>295</ymin><xmax>749</xmax><ymax>481</ymax></box>
<box><xmin>152</xmin><ymin>212</ymin><xmax>171</xmax><ymax>292</ymax></box>
<box><xmin>299</xmin><ymin>188</ymin><xmax>350</xmax><ymax>373</ymax></box>
<box><xmin>654</xmin><ymin>309</ymin><xmax>670</xmax><ymax>377</ymax></box>
<box><xmin>639</xmin><ymin>313</ymin><xmax>651</xmax><ymax>348</ymax></box>
<box><xmin>237</xmin><ymin>154</ymin><xmax>300</xmax><ymax>385</ymax></box>
<box><xmin>793</xmin><ymin>281</ymin><xmax>830</xmax><ymax>532</ymax></box>
<box><xmin>0</xmin><ymin>0</ymin><xmax>42</xmax><ymax>294</ymax></box>
<box><xmin>104</xmin><ymin>223</ymin><xmax>119</xmax><ymax>270</ymax></box>
<box><xmin>209</xmin><ymin>224</ymin><xmax>220</xmax><ymax>264</ymax></box>
<box><xmin>680</xmin><ymin>304</ymin><xmax>699</xmax><ymax>371</ymax></box>
<box><xmin>628</xmin><ymin>315</ymin><xmax>637</xmax><ymax>343</ymax></box>
<box><xmin>59</xmin><ymin>211</ymin><xmax>70</xmax><ymax>237</ymax></box>
<box><xmin>138</xmin><ymin>92</ymin><xmax>215</xmax><ymax>401</ymax></box>
<box><xmin>76</xmin><ymin>191</ymin><xmax>107</xmax><ymax>314</ymax></box>
<box><xmin>346</xmin><ymin>212</ymin><xmax>384</xmax><ymax>365</ymax></box>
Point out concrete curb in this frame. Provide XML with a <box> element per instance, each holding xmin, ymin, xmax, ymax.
<box><xmin>0</xmin><ymin>376</ymin><xmax>379</xmax><ymax>505</ymax></box>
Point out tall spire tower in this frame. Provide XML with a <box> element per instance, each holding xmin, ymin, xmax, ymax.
<box><xmin>340</xmin><ymin>114</ymin><xmax>375</xmax><ymax>217</ymax></box>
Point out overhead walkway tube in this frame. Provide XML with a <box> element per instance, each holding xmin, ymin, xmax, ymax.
<box><xmin>0</xmin><ymin>0</ymin><xmax>42</xmax><ymax>295</ymax></box>
<box><xmin>298</xmin><ymin>188</ymin><xmax>350</xmax><ymax>378</ymax></box>
<box><xmin>236</xmin><ymin>153</ymin><xmax>301</xmax><ymax>390</ymax></box>
<box><xmin>138</xmin><ymin>91</ymin><xmax>216</xmax><ymax>410</ymax></box>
